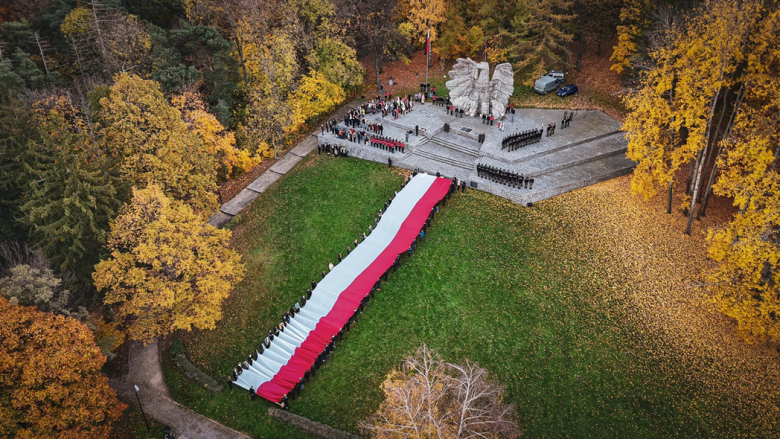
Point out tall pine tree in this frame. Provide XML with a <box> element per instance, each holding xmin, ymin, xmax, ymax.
<box><xmin>21</xmin><ymin>111</ymin><xmax>118</xmax><ymax>280</ymax></box>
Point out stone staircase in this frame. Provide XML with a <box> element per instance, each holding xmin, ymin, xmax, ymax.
<box><xmin>506</xmin><ymin>130</ymin><xmax>623</xmax><ymax>164</ymax></box>
<box><xmin>516</xmin><ymin>132</ymin><xmax>627</xmax><ymax>176</ymax></box>
<box><xmin>411</xmin><ymin>148</ymin><xmax>474</xmax><ymax>170</ymax></box>
<box><xmin>522</xmin><ymin>154</ymin><xmax>635</xmax><ymax>204</ymax></box>
<box><xmin>429</xmin><ymin>135</ymin><xmax>480</xmax><ymax>158</ymax></box>
<box><xmin>470</xmin><ymin>131</ymin><xmax>634</xmax><ymax>205</ymax></box>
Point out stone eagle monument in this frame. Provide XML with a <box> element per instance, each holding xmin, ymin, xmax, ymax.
<box><xmin>445</xmin><ymin>58</ymin><xmax>514</xmax><ymax>120</ymax></box>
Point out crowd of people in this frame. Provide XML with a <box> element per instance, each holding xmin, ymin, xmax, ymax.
<box><xmin>502</xmin><ymin>128</ymin><xmax>544</xmax><ymax>151</ymax></box>
<box><xmin>317</xmin><ymin>143</ymin><xmax>348</xmax><ymax>156</ymax></box>
<box><xmin>477</xmin><ymin>163</ymin><xmax>535</xmax><ymax>189</ymax></box>
<box><xmin>226</xmin><ymin>172</ymin><xmax>461</xmax><ymax>409</ymax></box>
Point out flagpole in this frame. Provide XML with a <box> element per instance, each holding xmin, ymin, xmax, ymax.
<box><xmin>425</xmin><ymin>29</ymin><xmax>430</xmax><ymax>91</ymax></box>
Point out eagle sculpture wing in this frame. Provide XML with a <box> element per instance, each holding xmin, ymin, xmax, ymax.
<box><xmin>446</xmin><ymin>58</ymin><xmax>480</xmax><ymax>117</ymax></box>
<box><xmin>490</xmin><ymin>63</ymin><xmax>515</xmax><ymax>119</ymax></box>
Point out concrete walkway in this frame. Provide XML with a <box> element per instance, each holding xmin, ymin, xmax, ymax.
<box><xmin>112</xmin><ymin>340</ymin><xmax>250</xmax><ymax>439</ymax></box>
<box><xmin>209</xmin><ymin>105</ymin><xmax>356</xmax><ymax>228</ymax></box>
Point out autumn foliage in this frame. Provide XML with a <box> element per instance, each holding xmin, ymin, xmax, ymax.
<box><xmin>101</xmin><ymin>73</ymin><xmax>219</xmax><ymax>214</ymax></box>
<box><xmin>624</xmin><ymin>0</ymin><xmax>780</xmax><ymax>343</ymax></box>
<box><xmin>93</xmin><ymin>185</ymin><xmax>246</xmax><ymax>342</ymax></box>
<box><xmin>0</xmin><ymin>296</ymin><xmax>125</xmax><ymax>438</ymax></box>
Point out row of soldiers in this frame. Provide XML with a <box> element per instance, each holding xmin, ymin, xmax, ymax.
<box><xmin>477</xmin><ymin>163</ymin><xmax>535</xmax><ymax>189</ymax></box>
<box><xmin>370</xmin><ymin>135</ymin><xmax>405</xmax><ymax>153</ymax></box>
<box><xmin>502</xmin><ymin>128</ymin><xmax>543</xmax><ymax>151</ymax></box>
<box><xmin>317</xmin><ymin>143</ymin><xmax>348</xmax><ymax>157</ymax></box>
<box><xmin>227</xmin><ymin>174</ymin><xmax>457</xmax><ymax>409</ymax></box>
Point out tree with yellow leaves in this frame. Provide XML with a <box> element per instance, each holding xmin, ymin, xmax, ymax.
<box><xmin>706</xmin><ymin>6</ymin><xmax>780</xmax><ymax>343</ymax></box>
<box><xmin>100</xmin><ymin>73</ymin><xmax>218</xmax><ymax>214</ymax></box>
<box><xmin>290</xmin><ymin>71</ymin><xmax>346</xmax><ymax>128</ymax></box>
<box><xmin>623</xmin><ymin>7</ymin><xmax>680</xmax><ymax>213</ymax></box>
<box><xmin>360</xmin><ymin>344</ymin><xmax>520</xmax><ymax>438</ymax></box>
<box><xmin>674</xmin><ymin>0</ymin><xmax>759</xmax><ymax>235</ymax></box>
<box><xmin>399</xmin><ymin>0</ymin><xmax>447</xmax><ymax>48</ymax></box>
<box><xmin>172</xmin><ymin>92</ymin><xmax>259</xmax><ymax>180</ymax></box>
<box><xmin>93</xmin><ymin>185</ymin><xmax>245</xmax><ymax>342</ymax></box>
<box><xmin>0</xmin><ymin>296</ymin><xmax>125</xmax><ymax>438</ymax></box>
<box><xmin>610</xmin><ymin>0</ymin><xmax>656</xmax><ymax>74</ymax></box>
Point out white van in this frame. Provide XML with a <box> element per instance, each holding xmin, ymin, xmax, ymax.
<box><xmin>547</xmin><ymin>70</ymin><xmax>565</xmax><ymax>82</ymax></box>
<box><xmin>534</xmin><ymin>76</ymin><xmax>558</xmax><ymax>94</ymax></box>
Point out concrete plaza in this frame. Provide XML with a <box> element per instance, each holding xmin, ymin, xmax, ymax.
<box><xmin>317</xmin><ymin>102</ymin><xmax>634</xmax><ymax>205</ymax></box>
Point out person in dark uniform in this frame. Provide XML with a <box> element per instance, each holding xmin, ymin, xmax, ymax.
<box><xmin>307</xmin><ymin>288</ymin><xmax>313</xmax><ymax>298</ymax></box>
<box><xmin>346</xmin><ymin>246</ymin><xmax>351</xmax><ymax>255</ymax></box>
<box><xmin>226</xmin><ymin>377</ymin><xmax>233</xmax><ymax>390</ymax></box>
<box><xmin>249</xmin><ymin>387</ymin><xmax>256</xmax><ymax>401</ymax></box>
<box><xmin>311</xmin><ymin>280</ymin><xmax>317</xmax><ymax>290</ymax></box>
<box><xmin>338</xmin><ymin>253</ymin><xmax>343</xmax><ymax>262</ymax></box>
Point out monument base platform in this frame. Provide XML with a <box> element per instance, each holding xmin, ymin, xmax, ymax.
<box><xmin>318</xmin><ymin>103</ymin><xmax>634</xmax><ymax>206</ymax></box>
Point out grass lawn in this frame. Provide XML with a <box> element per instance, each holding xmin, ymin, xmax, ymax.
<box><xmin>112</xmin><ymin>405</ymin><xmax>167</xmax><ymax>439</ymax></box>
<box><xmin>163</xmin><ymin>153</ymin><xmax>775</xmax><ymax>438</ymax></box>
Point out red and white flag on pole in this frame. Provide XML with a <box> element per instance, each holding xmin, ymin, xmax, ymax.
<box><xmin>425</xmin><ymin>29</ymin><xmax>431</xmax><ymax>54</ymax></box>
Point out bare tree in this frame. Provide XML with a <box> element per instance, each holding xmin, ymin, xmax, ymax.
<box><xmin>361</xmin><ymin>344</ymin><xmax>521</xmax><ymax>439</ymax></box>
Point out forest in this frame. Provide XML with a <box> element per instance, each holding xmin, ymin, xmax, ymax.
<box><xmin>0</xmin><ymin>0</ymin><xmax>779</xmax><ymax>437</ymax></box>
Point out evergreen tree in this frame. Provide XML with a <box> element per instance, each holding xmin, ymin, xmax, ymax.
<box><xmin>0</xmin><ymin>90</ymin><xmax>35</xmax><ymax>241</ymax></box>
<box><xmin>502</xmin><ymin>0</ymin><xmax>574</xmax><ymax>83</ymax></box>
<box><xmin>21</xmin><ymin>111</ymin><xmax>119</xmax><ymax>279</ymax></box>
<box><xmin>169</xmin><ymin>20</ymin><xmax>239</xmax><ymax>124</ymax></box>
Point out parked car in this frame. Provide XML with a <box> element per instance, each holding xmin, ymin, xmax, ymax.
<box><xmin>557</xmin><ymin>84</ymin><xmax>578</xmax><ymax>97</ymax></box>
<box><xmin>534</xmin><ymin>76</ymin><xmax>559</xmax><ymax>94</ymax></box>
<box><xmin>547</xmin><ymin>70</ymin><xmax>566</xmax><ymax>83</ymax></box>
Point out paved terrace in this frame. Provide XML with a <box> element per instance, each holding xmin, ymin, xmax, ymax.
<box><xmin>318</xmin><ymin>103</ymin><xmax>634</xmax><ymax>205</ymax></box>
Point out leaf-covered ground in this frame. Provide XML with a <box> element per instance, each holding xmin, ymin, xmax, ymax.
<box><xmin>163</xmin><ymin>154</ymin><xmax>780</xmax><ymax>438</ymax></box>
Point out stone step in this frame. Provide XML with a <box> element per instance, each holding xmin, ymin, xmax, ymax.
<box><xmin>508</xmin><ymin>130</ymin><xmax>623</xmax><ymax>164</ymax></box>
<box><xmin>430</xmin><ymin>136</ymin><xmax>480</xmax><ymax>158</ymax></box>
<box><xmin>411</xmin><ymin>149</ymin><xmax>474</xmax><ymax>170</ymax></box>
<box><xmin>517</xmin><ymin>132</ymin><xmax>628</xmax><ymax>177</ymax></box>
<box><xmin>525</xmin><ymin>154</ymin><xmax>636</xmax><ymax>204</ymax></box>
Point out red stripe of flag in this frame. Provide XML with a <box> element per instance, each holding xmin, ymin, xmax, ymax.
<box><xmin>257</xmin><ymin>178</ymin><xmax>451</xmax><ymax>402</ymax></box>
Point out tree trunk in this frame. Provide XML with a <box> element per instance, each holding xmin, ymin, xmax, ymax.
<box><xmin>685</xmin><ymin>158</ymin><xmax>696</xmax><ymax>195</ymax></box>
<box><xmin>233</xmin><ymin>34</ymin><xmax>249</xmax><ymax>84</ymax></box>
<box><xmin>697</xmin><ymin>88</ymin><xmax>730</xmax><ymax>205</ymax></box>
<box><xmin>374</xmin><ymin>54</ymin><xmax>381</xmax><ymax>89</ymax></box>
<box><xmin>686</xmin><ymin>86</ymin><xmax>722</xmax><ymax>235</ymax></box>
<box><xmin>91</xmin><ymin>2</ymin><xmax>107</xmax><ymax>59</ymax></box>
<box><xmin>71</xmin><ymin>41</ymin><xmax>85</xmax><ymax>77</ymax></box>
<box><xmin>667</xmin><ymin>181</ymin><xmax>673</xmax><ymax>214</ymax></box>
<box><xmin>576</xmin><ymin>17</ymin><xmax>586</xmax><ymax>73</ymax></box>
<box><xmin>685</xmin><ymin>147</ymin><xmax>705</xmax><ymax>234</ymax></box>
<box><xmin>698</xmin><ymin>87</ymin><xmax>737</xmax><ymax>218</ymax></box>
<box><xmin>34</xmin><ymin>33</ymin><xmax>49</xmax><ymax>75</ymax></box>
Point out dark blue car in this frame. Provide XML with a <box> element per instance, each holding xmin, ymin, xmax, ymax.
<box><xmin>557</xmin><ymin>84</ymin><xmax>578</xmax><ymax>97</ymax></box>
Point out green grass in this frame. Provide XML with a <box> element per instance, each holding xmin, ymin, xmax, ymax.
<box><xmin>165</xmin><ymin>154</ymin><xmax>763</xmax><ymax>438</ymax></box>
<box><xmin>112</xmin><ymin>404</ymin><xmax>167</xmax><ymax>439</ymax></box>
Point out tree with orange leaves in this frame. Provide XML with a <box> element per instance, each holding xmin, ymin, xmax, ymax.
<box><xmin>0</xmin><ymin>296</ymin><xmax>125</xmax><ymax>438</ymax></box>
